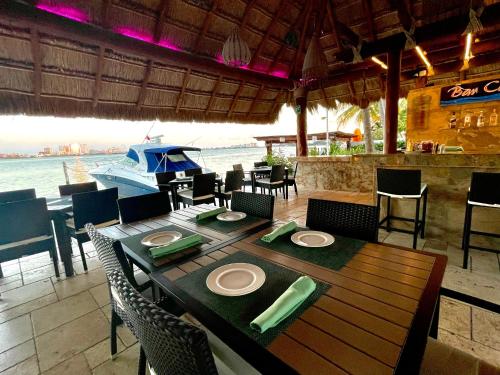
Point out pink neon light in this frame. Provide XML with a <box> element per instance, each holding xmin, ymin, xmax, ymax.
<box><xmin>36</xmin><ymin>4</ymin><xmax>88</xmax><ymax>22</ymax></box>
<box><xmin>158</xmin><ymin>39</ymin><xmax>182</xmax><ymax>51</ymax></box>
<box><xmin>269</xmin><ymin>69</ymin><xmax>288</xmax><ymax>78</ymax></box>
<box><xmin>114</xmin><ymin>27</ymin><xmax>153</xmax><ymax>43</ymax></box>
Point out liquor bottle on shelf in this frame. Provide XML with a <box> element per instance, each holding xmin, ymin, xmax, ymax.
<box><xmin>490</xmin><ymin>109</ymin><xmax>498</xmax><ymax>126</ymax></box>
<box><xmin>477</xmin><ymin>111</ymin><xmax>485</xmax><ymax>127</ymax></box>
<box><xmin>449</xmin><ymin>112</ymin><xmax>457</xmax><ymax>129</ymax></box>
<box><xmin>463</xmin><ymin>112</ymin><xmax>472</xmax><ymax>128</ymax></box>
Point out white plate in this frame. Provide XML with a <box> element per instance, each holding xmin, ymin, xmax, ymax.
<box><xmin>216</xmin><ymin>211</ymin><xmax>247</xmax><ymax>222</ymax></box>
<box><xmin>290</xmin><ymin>231</ymin><xmax>335</xmax><ymax>248</ymax></box>
<box><xmin>140</xmin><ymin>231</ymin><xmax>182</xmax><ymax>247</ymax></box>
<box><xmin>206</xmin><ymin>263</ymin><xmax>266</xmax><ymax>296</ymax></box>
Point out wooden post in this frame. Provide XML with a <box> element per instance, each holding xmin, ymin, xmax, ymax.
<box><xmin>265</xmin><ymin>142</ymin><xmax>273</xmax><ymax>155</ymax></box>
<box><xmin>384</xmin><ymin>49</ymin><xmax>402</xmax><ymax>154</ymax></box>
<box><xmin>294</xmin><ymin>87</ymin><xmax>308</xmax><ymax>156</ymax></box>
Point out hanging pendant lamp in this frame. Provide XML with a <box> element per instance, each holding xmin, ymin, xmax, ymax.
<box><xmin>221</xmin><ymin>29</ymin><xmax>251</xmax><ymax>67</ymax></box>
<box><xmin>302</xmin><ymin>33</ymin><xmax>328</xmax><ymax>84</ymax></box>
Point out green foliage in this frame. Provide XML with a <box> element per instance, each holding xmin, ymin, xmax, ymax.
<box><xmin>308</xmin><ymin>147</ymin><xmax>320</xmax><ymax>156</ymax></box>
<box><xmin>263</xmin><ymin>152</ymin><xmax>294</xmax><ymax>170</ymax></box>
<box><xmin>329</xmin><ymin>142</ymin><xmax>366</xmax><ymax>155</ymax></box>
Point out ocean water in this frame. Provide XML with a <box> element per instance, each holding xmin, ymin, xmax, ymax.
<box><xmin>0</xmin><ymin>146</ymin><xmax>294</xmax><ymax>197</ymax></box>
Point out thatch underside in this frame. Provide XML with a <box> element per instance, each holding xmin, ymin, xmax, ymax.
<box><xmin>0</xmin><ymin>0</ymin><xmax>499</xmax><ymax>123</ymax></box>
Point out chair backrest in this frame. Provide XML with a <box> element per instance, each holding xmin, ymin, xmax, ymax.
<box><xmin>469</xmin><ymin>172</ymin><xmax>500</xmax><ymax>205</ymax></box>
<box><xmin>107</xmin><ymin>270</ymin><xmax>218</xmax><ymax>375</ymax></box>
<box><xmin>306</xmin><ymin>198</ymin><xmax>379</xmax><ymax>242</ymax></box>
<box><xmin>117</xmin><ymin>192</ymin><xmax>172</xmax><ymax>224</ymax></box>
<box><xmin>293</xmin><ymin>162</ymin><xmax>298</xmax><ymax>178</ymax></box>
<box><xmin>72</xmin><ymin>188</ymin><xmax>119</xmax><ymax>230</ymax></box>
<box><xmin>0</xmin><ymin>198</ymin><xmax>51</xmax><ymax>244</ymax></box>
<box><xmin>270</xmin><ymin>165</ymin><xmax>285</xmax><ymax>183</ymax></box>
<box><xmin>224</xmin><ymin>171</ymin><xmax>243</xmax><ymax>193</ymax></box>
<box><xmin>254</xmin><ymin>161</ymin><xmax>267</xmax><ymax>168</ymax></box>
<box><xmin>185</xmin><ymin>168</ymin><xmax>203</xmax><ymax>177</ymax></box>
<box><xmin>231</xmin><ymin>191</ymin><xmax>274</xmax><ymax>219</ymax></box>
<box><xmin>232</xmin><ymin>163</ymin><xmax>243</xmax><ymax>171</ymax></box>
<box><xmin>59</xmin><ymin>181</ymin><xmax>98</xmax><ymax>197</ymax></box>
<box><xmin>0</xmin><ymin>188</ymin><xmax>36</xmax><ymax>204</ymax></box>
<box><xmin>377</xmin><ymin>168</ymin><xmax>421</xmax><ymax>196</ymax></box>
<box><xmin>155</xmin><ymin>172</ymin><xmax>176</xmax><ymax>192</ymax></box>
<box><xmin>192</xmin><ymin>173</ymin><xmax>216</xmax><ymax>199</ymax></box>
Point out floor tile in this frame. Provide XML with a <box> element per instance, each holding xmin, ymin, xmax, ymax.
<box><xmin>0</xmin><ymin>355</ymin><xmax>39</xmax><ymax>375</ymax></box>
<box><xmin>31</xmin><ymin>292</ymin><xmax>99</xmax><ymax>336</ymax></box>
<box><xmin>20</xmin><ymin>257</ymin><xmax>53</xmax><ymax>273</ymax></box>
<box><xmin>0</xmin><ymin>340</ymin><xmax>36</xmax><ymax>372</ymax></box>
<box><xmin>439</xmin><ymin>297</ymin><xmax>471</xmax><ymax>339</ymax></box>
<box><xmin>117</xmin><ymin>325</ymin><xmax>137</xmax><ymax>348</ymax></box>
<box><xmin>0</xmin><ymin>274</ymin><xmax>21</xmax><ymax>287</ymax></box>
<box><xmin>42</xmin><ymin>353</ymin><xmax>91</xmax><ymax>375</ymax></box>
<box><xmin>382</xmin><ymin>231</ymin><xmax>426</xmax><ymax>250</ymax></box>
<box><xmin>92</xmin><ymin>344</ymin><xmax>140</xmax><ymax>375</ymax></box>
<box><xmin>72</xmin><ymin>258</ymin><xmax>103</xmax><ymax>274</ymax></box>
<box><xmin>22</xmin><ymin>264</ymin><xmax>61</xmax><ymax>286</ymax></box>
<box><xmin>36</xmin><ymin>310</ymin><xmax>109</xmax><ymax>372</ymax></box>
<box><xmin>469</xmin><ymin>251</ymin><xmax>500</xmax><ymax>274</ymax></box>
<box><xmin>52</xmin><ymin>268</ymin><xmax>106</xmax><ymax>300</ymax></box>
<box><xmin>0</xmin><ymin>279</ymin><xmax>23</xmax><ymax>293</ymax></box>
<box><xmin>89</xmin><ymin>284</ymin><xmax>109</xmax><ymax>308</ymax></box>
<box><xmin>472</xmin><ymin>308</ymin><xmax>500</xmax><ymax>351</ymax></box>
<box><xmin>0</xmin><ymin>315</ymin><xmax>33</xmax><ymax>353</ymax></box>
<box><xmin>0</xmin><ymin>263</ymin><xmax>21</xmax><ymax>278</ymax></box>
<box><xmin>0</xmin><ymin>280</ymin><xmax>54</xmax><ymax>313</ymax></box>
<box><xmin>84</xmin><ymin>338</ymin><xmax>124</xmax><ymax>369</ymax></box>
<box><xmin>0</xmin><ymin>294</ymin><xmax>58</xmax><ymax>325</ymax></box>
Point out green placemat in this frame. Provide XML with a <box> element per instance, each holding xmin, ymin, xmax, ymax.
<box><xmin>120</xmin><ymin>226</ymin><xmax>210</xmax><ymax>267</ymax></box>
<box><xmin>175</xmin><ymin>251</ymin><xmax>329</xmax><ymax>347</ymax></box>
<box><xmin>254</xmin><ymin>227</ymin><xmax>366</xmax><ymax>271</ymax></box>
<box><xmin>188</xmin><ymin>214</ymin><xmax>263</xmax><ymax>234</ymax></box>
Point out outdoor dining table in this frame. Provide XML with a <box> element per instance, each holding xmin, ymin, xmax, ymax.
<box><xmin>162</xmin><ymin>176</ymin><xmax>224</xmax><ymax>210</ymax></box>
<box><xmin>150</xmin><ymin>222</ymin><xmax>447</xmax><ymax>375</ymax></box>
<box><xmin>249</xmin><ymin>166</ymin><xmax>289</xmax><ymax>199</ymax></box>
<box><xmin>46</xmin><ymin>196</ymin><xmax>75</xmax><ymax>277</ymax></box>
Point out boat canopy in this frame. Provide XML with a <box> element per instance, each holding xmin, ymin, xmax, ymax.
<box><xmin>126</xmin><ymin>145</ymin><xmax>201</xmax><ymax>173</ymax></box>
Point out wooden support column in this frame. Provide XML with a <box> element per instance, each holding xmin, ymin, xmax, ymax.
<box><xmin>294</xmin><ymin>87</ymin><xmax>308</xmax><ymax>157</ymax></box>
<box><xmin>384</xmin><ymin>49</ymin><xmax>401</xmax><ymax>154</ymax></box>
<box><xmin>265</xmin><ymin>142</ymin><xmax>273</xmax><ymax>155</ymax></box>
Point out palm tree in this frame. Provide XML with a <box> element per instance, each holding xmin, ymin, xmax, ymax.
<box><xmin>336</xmin><ymin>102</ymin><xmax>379</xmax><ymax>153</ymax></box>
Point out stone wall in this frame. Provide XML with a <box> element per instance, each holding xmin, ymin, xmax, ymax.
<box><xmin>295</xmin><ymin>154</ymin><xmax>500</xmax><ymax>246</ymax></box>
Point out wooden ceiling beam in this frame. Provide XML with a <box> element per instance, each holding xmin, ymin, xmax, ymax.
<box><xmin>175</xmin><ymin>68</ymin><xmax>191</xmax><ymax>113</ymax></box>
<box><xmin>270</xmin><ymin>89</ymin><xmax>284</xmax><ymax>119</ymax></box>
<box><xmin>247</xmin><ymin>84</ymin><xmax>264</xmax><ymax>115</ymax></box>
<box><xmin>92</xmin><ymin>46</ymin><xmax>105</xmax><ymax>108</ymax></box>
<box><xmin>249</xmin><ymin>0</ymin><xmax>287</xmax><ymax>67</ymax></box>
<box><xmin>101</xmin><ymin>0</ymin><xmax>111</xmax><ymax>29</ymax></box>
<box><xmin>30</xmin><ymin>28</ymin><xmax>41</xmax><ymax>104</ymax></box>
<box><xmin>389</xmin><ymin>0</ymin><xmax>413</xmax><ymax>31</ymax></box>
<box><xmin>0</xmin><ymin>1</ymin><xmax>292</xmax><ymax>90</ymax></box>
<box><xmin>136</xmin><ymin>60</ymin><xmax>153</xmax><ymax>109</ymax></box>
<box><xmin>290</xmin><ymin>0</ymin><xmax>313</xmax><ymax>76</ymax></box>
<box><xmin>239</xmin><ymin>0</ymin><xmax>258</xmax><ymax>31</ymax></box>
<box><xmin>228</xmin><ymin>81</ymin><xmax>245</xmax><ymax>118</ymax></box>
<box><xmin>205</xmin><ymin>75</ymin><xmax>222</xmax><ymax>114</ymax></box>
<box><xmin>361</xmin><ymin>0</ymin><xmax>376</xmax><ymax>41</ymax></box>
<box><xmin>193</xmin><ymin>0</ymin><xmax>219</xmax><ymax>52</ymax></box>
<box><xmin>153</xmin><ymin>0</ymin><xmax>169</xmax><ymax>42</ymax></box>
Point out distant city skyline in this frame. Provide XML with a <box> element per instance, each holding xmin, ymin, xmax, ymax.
<box><xmin>0</xmin><ymin>105</ymin><xmax>357</xmax><ymax>153</ymax></box>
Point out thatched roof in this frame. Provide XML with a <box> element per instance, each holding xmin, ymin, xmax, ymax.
<box><xmin>0</xmin><ymin>0</ymin><xmax>499</xmax><ymax>123</ymax></box>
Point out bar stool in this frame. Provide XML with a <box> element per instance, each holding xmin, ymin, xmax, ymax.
<box><xmin>376</xmin><ymin>168</ymin><xmax>428</xmax><ymax>249</ymax></box>
<box><xmin>462</xmin><ymin>172</ymin><xmax>500</xmax><ymax>269</ymax></box>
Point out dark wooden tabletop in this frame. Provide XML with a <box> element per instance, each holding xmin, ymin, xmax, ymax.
<box><xmin>151</xmin><ymin>223</ymin><xmax>447</xmax><ymax>375</ymax></box>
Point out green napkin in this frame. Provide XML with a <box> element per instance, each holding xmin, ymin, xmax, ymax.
<box><xmin>250</xmin><ymin>276</ymin><xmax>316</xmax><ymax>333</ymax></box>
<box><xmin>196</xmin><ymin>207</ymin><xmax>227</xmax><ymax>221</ymax></box>
<box><xmin>261</xmin><ymin>221</ymin><xmax>297</xmax><ymax>243</ymax></box>
<box><xmin>149</xmin><ymin>234</ymin><xmax>203</xmax><ymax>259</ymax></box>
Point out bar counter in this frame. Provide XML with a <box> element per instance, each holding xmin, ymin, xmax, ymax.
<box><xmin>295</xmin><ymin>153</ymin><xmax>500</xmax><ymax>245</ymax></box>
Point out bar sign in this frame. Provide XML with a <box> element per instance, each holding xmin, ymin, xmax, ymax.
<box><xmin>440</xmin><ymin>78</ymin><xmax>500</xmax><ymax>106</ymax></box>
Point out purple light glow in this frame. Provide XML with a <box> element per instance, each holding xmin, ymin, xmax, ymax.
<box><xmin>36</xmin><ymin>3</ymin><xmax>89</xmax><ymax>22</ymax></box>
<box><xmin>269</xmin><ymin>69</ymin><xmax>289</xmax><ymax>78</ymax></box>
<box><xmin>158</xmin><ymin>39</ymin><xmax>182</xmax><ymax>51</ymax></box>
<box><xmin>114</xmin><ymin>27</ymin><xmax>153</xmax><ymax>43</ymax></box>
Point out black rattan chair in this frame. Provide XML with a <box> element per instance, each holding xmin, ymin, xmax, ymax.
<box><xmin>376</xmin><ymin>168</ymin><xmax>428</xmax><ymax>249</ymax></box>
<box><xmin>306</xmin><ymin>198</ymin><xmax>379</xmax><ymax>242</ymax></box>
<box><xmin>255</xmin><ymin>165</ymin><xmax>285</xmax><ymax>198</ymax></box>
<box><xmin>185</xmin><ymin>168</ymin><xmax>203</xmax><ymax>177</ymax></box>
<box><xmin>0</xmin><ymin>198</ymin><xmax>59</xmax><ymax>279</ymax></box>
<box><xmin>155</xmin><ymin>172</ymin><xmax>176</xmax><ymax>193</ymax></box>
<box><xmin>86</xmin><ymin>224</ymin><xmax>153</xmax><ymax>359</ymax></box>
<box><xmin>117</xmin><ymin>192</ymin><xmax>172</xmax><ymax>224</ymax></box>
<box><xmin>462</xmin><ymin>172</ymin><xmax>500</xmax><ymax>269</ymax></box>
<box><xmin>177</xmin><ymin>173</ymin><xmax>216</xmax><ymax>207</ymax></box>
<box><xmin>66</xmin><ymin>188</ymin><xmax>120</xmax><ymax>271</ymax></box>
<box><xmin>58</xmin><ymin>181</ymin><xmax>98</xmax><ymax>197</ymax></box>
<box><xmin>107</xmin><ymin>270</ymin><xmax>258</xmax><ymax>375</ymax></box>
<box><xmin>0</xmin><ymin>188</ymin><xmax>36</xmax><ymax>204</ymax></box>
<box><xmin>215</xmin><ymin>171</ymin><xmax>243</xmax><ymax>208</ymax></box>
<box><xmin>285</xmin><ymin>162</ymin><xmax>298</xmax><ymax>196</ymax></box>
<box><xmin>231</xmin><ymin>191</ymin><xmax>274</xmax><ymax>220</ymax></box>
<box><xmin>253</xmin><ymin>161</ymin><xmax>268</xmax><ymax>180</ymax></box>
<box><xmin>232</xmin><ymin>164</ymin><xmax>252</xmax><ymax>191</ymax></box>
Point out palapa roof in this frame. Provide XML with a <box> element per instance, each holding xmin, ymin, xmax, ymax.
<box><xmin>0</xmin><ymin>0</ymin><xmax>499</xmax><ymax>123</ymax></box>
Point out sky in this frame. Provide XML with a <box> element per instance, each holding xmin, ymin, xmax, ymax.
<box><xmin>0</xmin><ymin>105</ymin><xmax>358</xmax><ymax>153</ymax></box>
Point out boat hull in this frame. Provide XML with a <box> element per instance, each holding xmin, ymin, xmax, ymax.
<box><xmin>90</xmin><ymin>172</ymin><xmax>158</xmax><ymax>197</ymax></box>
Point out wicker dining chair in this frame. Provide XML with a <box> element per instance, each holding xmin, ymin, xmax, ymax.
<box><xmin>177</xmin><ymin>173</ymin><xmax>216</xmax><ymax>207</ymax></box>
<box><xmin>0</xmin><ymin>188</ymin><xmax>36</xmax><ymax>204</ymax></box>
<box><xmin>155</xmin><ymin>171</ymin><xmax>177</xmax><ymax>193</ymax></box>
<box><xmin>306</xmin><ymin>199</ymin><xmax>379</xmax><ymax>242</ymax></box>
<box><xmin>232</xmin><ymin>164</ymin><xmax>252</xmax><ymax>191</ymax></box>
<box><xmin>58</xmin><ymin>181</ymin><xmax>98</xmax><ymax>197</ymax></box>
<box><xmin>255</xmin><ymin>165</ymin><xmax>285</xmax><ymax>198</ymax></box>
<box><xmin>185</xmin><ymin>168</ymin><xmax>203</xmax><ymax>177</ymax></box>
<box><xmin>215</xmin><ymin>171</ymin><xmax>243</xmax><ymax>208</ymax></box>
<box><xmin>117</xmin><ymin>191</ymin><xmax>172</xmax><ymax>224</ymax></box>
<box><xmin>285</xmin><ymin>162</ymin><xmax>298</xmax><ymax>196</ymax></box>
<box><xmin>231</xmin><ymin>191</ymin><xmax>274</xmax><ymax>220</ymax></box>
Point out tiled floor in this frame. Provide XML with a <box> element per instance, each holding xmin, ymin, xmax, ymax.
<box><xmin>0</xmin><ymin>190</ymin><xmax>498</xmax><ymax>374</ymax></box>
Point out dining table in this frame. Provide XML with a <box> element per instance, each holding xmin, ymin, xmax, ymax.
<box><xmin>46</xmin><ymin>196</ymin><xmax>75</xmax><ymax>277</ymax></box>
<box><xmin>249</xmin><ymin>166</ymin><xmax>289</xmax><ymax>199</ymax></box>
<box><xmin>150</xmin><ymin>221</ymin><xmax>447</xmax><ymax>375</ymax></box>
